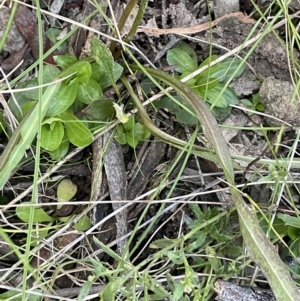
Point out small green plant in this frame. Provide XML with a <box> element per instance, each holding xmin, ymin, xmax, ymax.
<box><xmin>240</xmin><ymin>93</ymin><xmax>265</xmax><ymax>115</ymax></box>
<box><xmin>114</xmin><ymin>115</ymin><xmax>150</xmax><ymax>148</ymax></box>
<box><xmin>16</xmin><ymin>178</ymin><xmax>91</xmax><ymax>235</ymax></box>
<box><xmin>5</xmin><ymin>37</ymin><xmax>150</xmax><ymax>162</ymax></box>
<box><xmin>161</xmin><ymin>41</ymin><xmax>245</xmax><ymax>121</ymax></box>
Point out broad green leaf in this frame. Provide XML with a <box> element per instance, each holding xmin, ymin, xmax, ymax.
<box><xmin>167</xmin><ymin>48</ymin><xmax>197</xmax><ymax>73</ymax></box>
<box><xmin>179</xmin><ymin>71</ymin><xmax>197</xmax><ymax>87</ymax></box>
<box><xmin>46</xmin><ymin>28</ymin><xmax>68</xmax><ymax>53</ymax></box>
<box><xmin>91</xmin><ymin>37</ymin><xmax>119</xmax><ymax>96</ymax></box>
<box><xmin>77</xmin><ymin>79</ymin><xmax>103</xmax><ymax>104</ymax></box>
<box><xmin>256</xmin><ymin>103</ymin><xmax>265</xmax><ymax>112</ymax></box>
<box><xmin>113</xmin><ymin>103</ymin><xmax>128</xmax><ymax>124</ymax></box>
<box><xmin>49</xmin><ymin>135</ymin><xmax>69</xmax><ymax>160</ymax></box>
<box><xmin>196</xmin><ymin>84</ymin><xmax>238</xmax><ymax>108</ymax></box>
<box><xmin>90</xmin><ymin>62</ymin><xmax>106</xmax><ymax>82</ymax></box>
<box><xmin>133</xmin><ymin>122</ymin><xmax>150</xmax><ymax>142</ymax></box>
<box><xmin>288</xmin><ymin>227</ymin><xmax>300</xmax><ymax>240</ymax></box>
<box><xmin>41</xmin><ymin>120</ymin><xmax>64</xmax><ymax>151</ymax></box>
<box><xmin>60</xmin><ymin>110</ymin><xmax>93</xmax><ymax>147</ymax></box>
<box><xmin>8</xmin><ymin>92</ymin><xmax>29</xmax><ymax>118</ymax></box>
<box><xmin>114</xmin><ymin>125</ymin><xmax>127</xmax><ymax>145</ymax></box>
<box><xmin>22</xmin><ymin>79</ymin><xmax>39</xmax><ymax>100</ymax></box>
<box><xmin>196</xmin><ymin>76</ymin><xmax>219</xmax><ymax>90</ymax></box>
<box><xmin>211</xmin><ymin>105</ymin><xmax>232</xmax><ymax>121</ymax></box>
<box><xmin>240</xmin><ymin>98</ymin><xmax>253</xmax><ymax>107</ymax></box>
<box><xmin>60</xmin><ymin>61</ymin><xmax>92</xmax><ymax>84</ymax></box>
<box><xmin>126</xmin><ymin>135</ymin><xmax>139</xmax><ymax>148</ymax></box>
<box><xmin>176</xmin><ymin>41</ymin><xmax>197</xmax><ymax>66</ymax></box>
<box><xmin>197</xmin><ymin>55</ymin><xmax>220</xmax><ymax>79</ymax></box>
<box><xmin>16</xmin><ymin>202</ymin><xmax>54</xmax><ymax>222</ymax></box>
<box><xmin>83</xmin><ymin>99</ymin><xmax>115</xmax><ymax>121</ymax></box>
<box><xmin>22</xmin><ymin>66</ymin><xmax>60</xmax><ymax>100</ymax></box>
<box><xmin>209</xmin><ymin>58</ymin><xmax>245</xmax><ymax>82</ymax></box>
<box><xmin>252</xmin><ymin>93</ymin><xmax>260</xmax><ymax>105</ymax></box>
<box><xmin>153</xmin><ymin>97</ymin><xmax>181</xmax><ymax>114</ymax></box>
<box><xmin>46</xmin><ymin>80</ymin><xmax>78</xmax><ymax>116</ymax></box>
<box><xmin>99</xmin><ymin>62</ymin><xmax>123</xmax><ymax>90</ymax></box>
<box><xmin>57</xmin><ymin>179</ymin><xmax>77</xmax><ymax>202</ymax></box>
<box><xmin>54</xmin><ymin>55</ymin><xmax>78</xmax><ymax>69</ymax></box>
<box><xmin>43</xmin><ymin>65</ymin><xmax>61</xmax><ymax>84</ymax></box>
<box><xmin>172</xmin><ymin>283</ymin><xmax>185</xmax><ymax>301</ymax></box>
<box><xmin>123</xmin><ymin>115</ymin><xmax>135</xmax><ymax>131</ymax></box>
<box><xmin>73</xmin><ymin>215</ymin><xmax>92</xmax><ymax>231</ymax></box>
<box><xmin>153</xmin><ymin>96</ymin><xmax>198</xmax><ymax>125</ymax></box>
<box><xmin>278</xmin><ymin>213</ymin><xmax>300</xmax><ymax>228</ymax></box>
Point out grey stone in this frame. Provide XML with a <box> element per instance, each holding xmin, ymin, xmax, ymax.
<box><xmin>259</xmin><ymin>77</ymin><xmax>300</xmax><ymax>127</ymax></box>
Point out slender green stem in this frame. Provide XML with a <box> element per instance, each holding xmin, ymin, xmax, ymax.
<box><xmin>0</xmin><ymin>2</ymin><xmax>18</xmax><ymax>52</ymax></box>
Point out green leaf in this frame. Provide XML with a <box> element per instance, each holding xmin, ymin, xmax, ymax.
<box><xmin>22</xmin><ymin>79</ymin><xmax>39</xmax><ymax>100</ymax></box>
<box><xmin>196</xmin><ymin>76</ymin><xmax>219</xmax><ymax>90</ymax></box>
<box><xmin>288</xmin><ymin>227</ymin><xmax>300</xmax><ymax>240</ymax></box>
<box><xmin>197</xmin><ymin>84</ymin><xmax>238</xmax><ymax>108</ymax></box>
<box><xmin>240</xmin><ymin>98</ymin><xmax>253</xmax><ymax>107</ymax></box>
<box><xmin>90</xmin><ymin>62</ymin><xmax>106</xmax><ymax>82</ymax></box>
<box><xmin>167</xmin><ymin>48</ymin><xmax>197</xmax><ymax>73</ymax></box>
<box><xmin>46</xmin><ymin>80</ymin><xmax>78</xmax><ymax>116</ymax></box>
<box><xmin>60</xmin><ymin>110</ymin><xmax>93</xmax><ymax>147</ymax></box>
<box><xmin>41</xmin><ymin>120</ymin><xmax>64</xmax><ymax>151</ymax></box>
<box><xmin>0</xmin><ymin>291</ymin><xmax>22</xmax><ymax>301</ymax></box>
<box><xmin>57</xmin><ymin>179</ymin><xmax>77</xmax><ymax>202</ymax></box>
<box><xmin>114</xmin><ymin>125</ymin><xmax>127</xmax><ymax>145</ymax></box>
<box><xmin>153</xmin><ymin>96</ymin><xmax>198</xmax><ymax>125</ymax></box>
<box><xmin>150</xmin><ymin>238</ymin><xmax>180</xmax><ymax>249</ymax></box>
<box><xmin>208</xmin><ymin>58</ymin><xmax>245</xmax><ymax>82</ymax></box>
<box><xmin>179</xmin><ymin>72</ymin><xmax>197</xmax><ymax>87</ymax></box>
<box><xmin>99</xmin><ymin>62</ymin><xmax>123</xmax><ymax>90</ymax></box>
<box><xmin>176</xmin><ymin>41</ymin><xmax>198</xmax><ymax>66</ymax></box>
<box><xmin>78</xmin><ymin>281</ymin><xmax>92</xmax><ymax>301</ymax></box>
<box><xmin>54</xmin><ymin>55</ymin><xmax>78</xmax><ymax>69</ymax></box>
<box><xmin>172</xmin><ymin>283</ymin><xmax>185</xmax><ymax>301</ymax></box>
<box><xmin>197</xmin><ymin>55</ymin><xmax>220</xmax><ymax>79</ymax></box>
<box><xmin>60</xmin><ymin>61</ymin><xmax>92</xmax><ymax>84</ymax></box>
<box><xmin>126</xmin><ymin>134</ymin><xmax>139</xmax><ymax>148</ymax></box>
<box><xmin>90</xmin><ymin>258</ymin><xmax>106</xmax><ymax>277</ymax></box>
<box><xmin>256</xmin><ymin>103</ymin><xmax>265</xmax><ymax>112</ymax></box>
<box><xmin>91</xmin><ymin>37</ymin><xmax>120</xmax><ymax>96</ymax></box>
<box><xmin>167</xmin><ymin>251</ymin><xmax>184</xmax><ymax>264</ymax></box>
<box><xmin>278</xmin><ymin>213</ymin><xmax>300</xmax><ymax>228</ymax></box>
<box><xmin>46</xmin><ymin>28</ymin><xmax>68</xmax><ymax>53</ymax></box>
<box><xmin>49</xmin><ymin>135</ymin><xmax>69</xmax><ymax>160</ymax></box>
<box><xmin>73</xmin><ymin>215</ymin><xmax>92</xmax><ymax>231</ymax></box>
<box><xmin>83</xmin><ymin>99</ymin><xmax>115</xmax><ymax>121</ymax></box>
<box><xmin>16</xmin><ymin>202</ymin><xmax>54</xmax><ymax>223</ymax></box>
<box><xmin>132</xmin><ymin>122</ymin><xmax>150</xmax><ymax>142</ymax></box>
<box><xmin>43</xmin><ymin>65</ymin><xmax>61</xmax><ymax>84</ymax></box>
<box><xmin>77</xmin><ymin>79</ymin><xmax>103</xmax><ymax>104</ymax></box>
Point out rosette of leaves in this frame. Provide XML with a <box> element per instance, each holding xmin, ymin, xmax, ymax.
<box><xmin>8</xmin><ymin>38</ymin><xmax>123</xmax><ymax>160</ymax></box>
<box><xmin>163</xmin><ymin>41</ymin><xmax>244</xmax><ymax>121</ymax></box>
<box><xmin>240</xmin><ymin>93</ymin><xmax>265</xmax><ymax>115</ymax></box>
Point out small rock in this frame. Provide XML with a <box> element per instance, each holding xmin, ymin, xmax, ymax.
<box><xmin>259</xmin><ymin>77</ymin><xmax>300</xmax><ymax>127</ymax></box>
<box><xmin>0</xmin><ymin>7</ymin><xmax>26</xmax><ymax>53</ymax></box>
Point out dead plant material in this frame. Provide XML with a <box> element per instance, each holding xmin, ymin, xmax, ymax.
<box><xmin>137</xmin><ymin>12</ymin><xmax>256</xmax><ymax>36</ymax></box>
